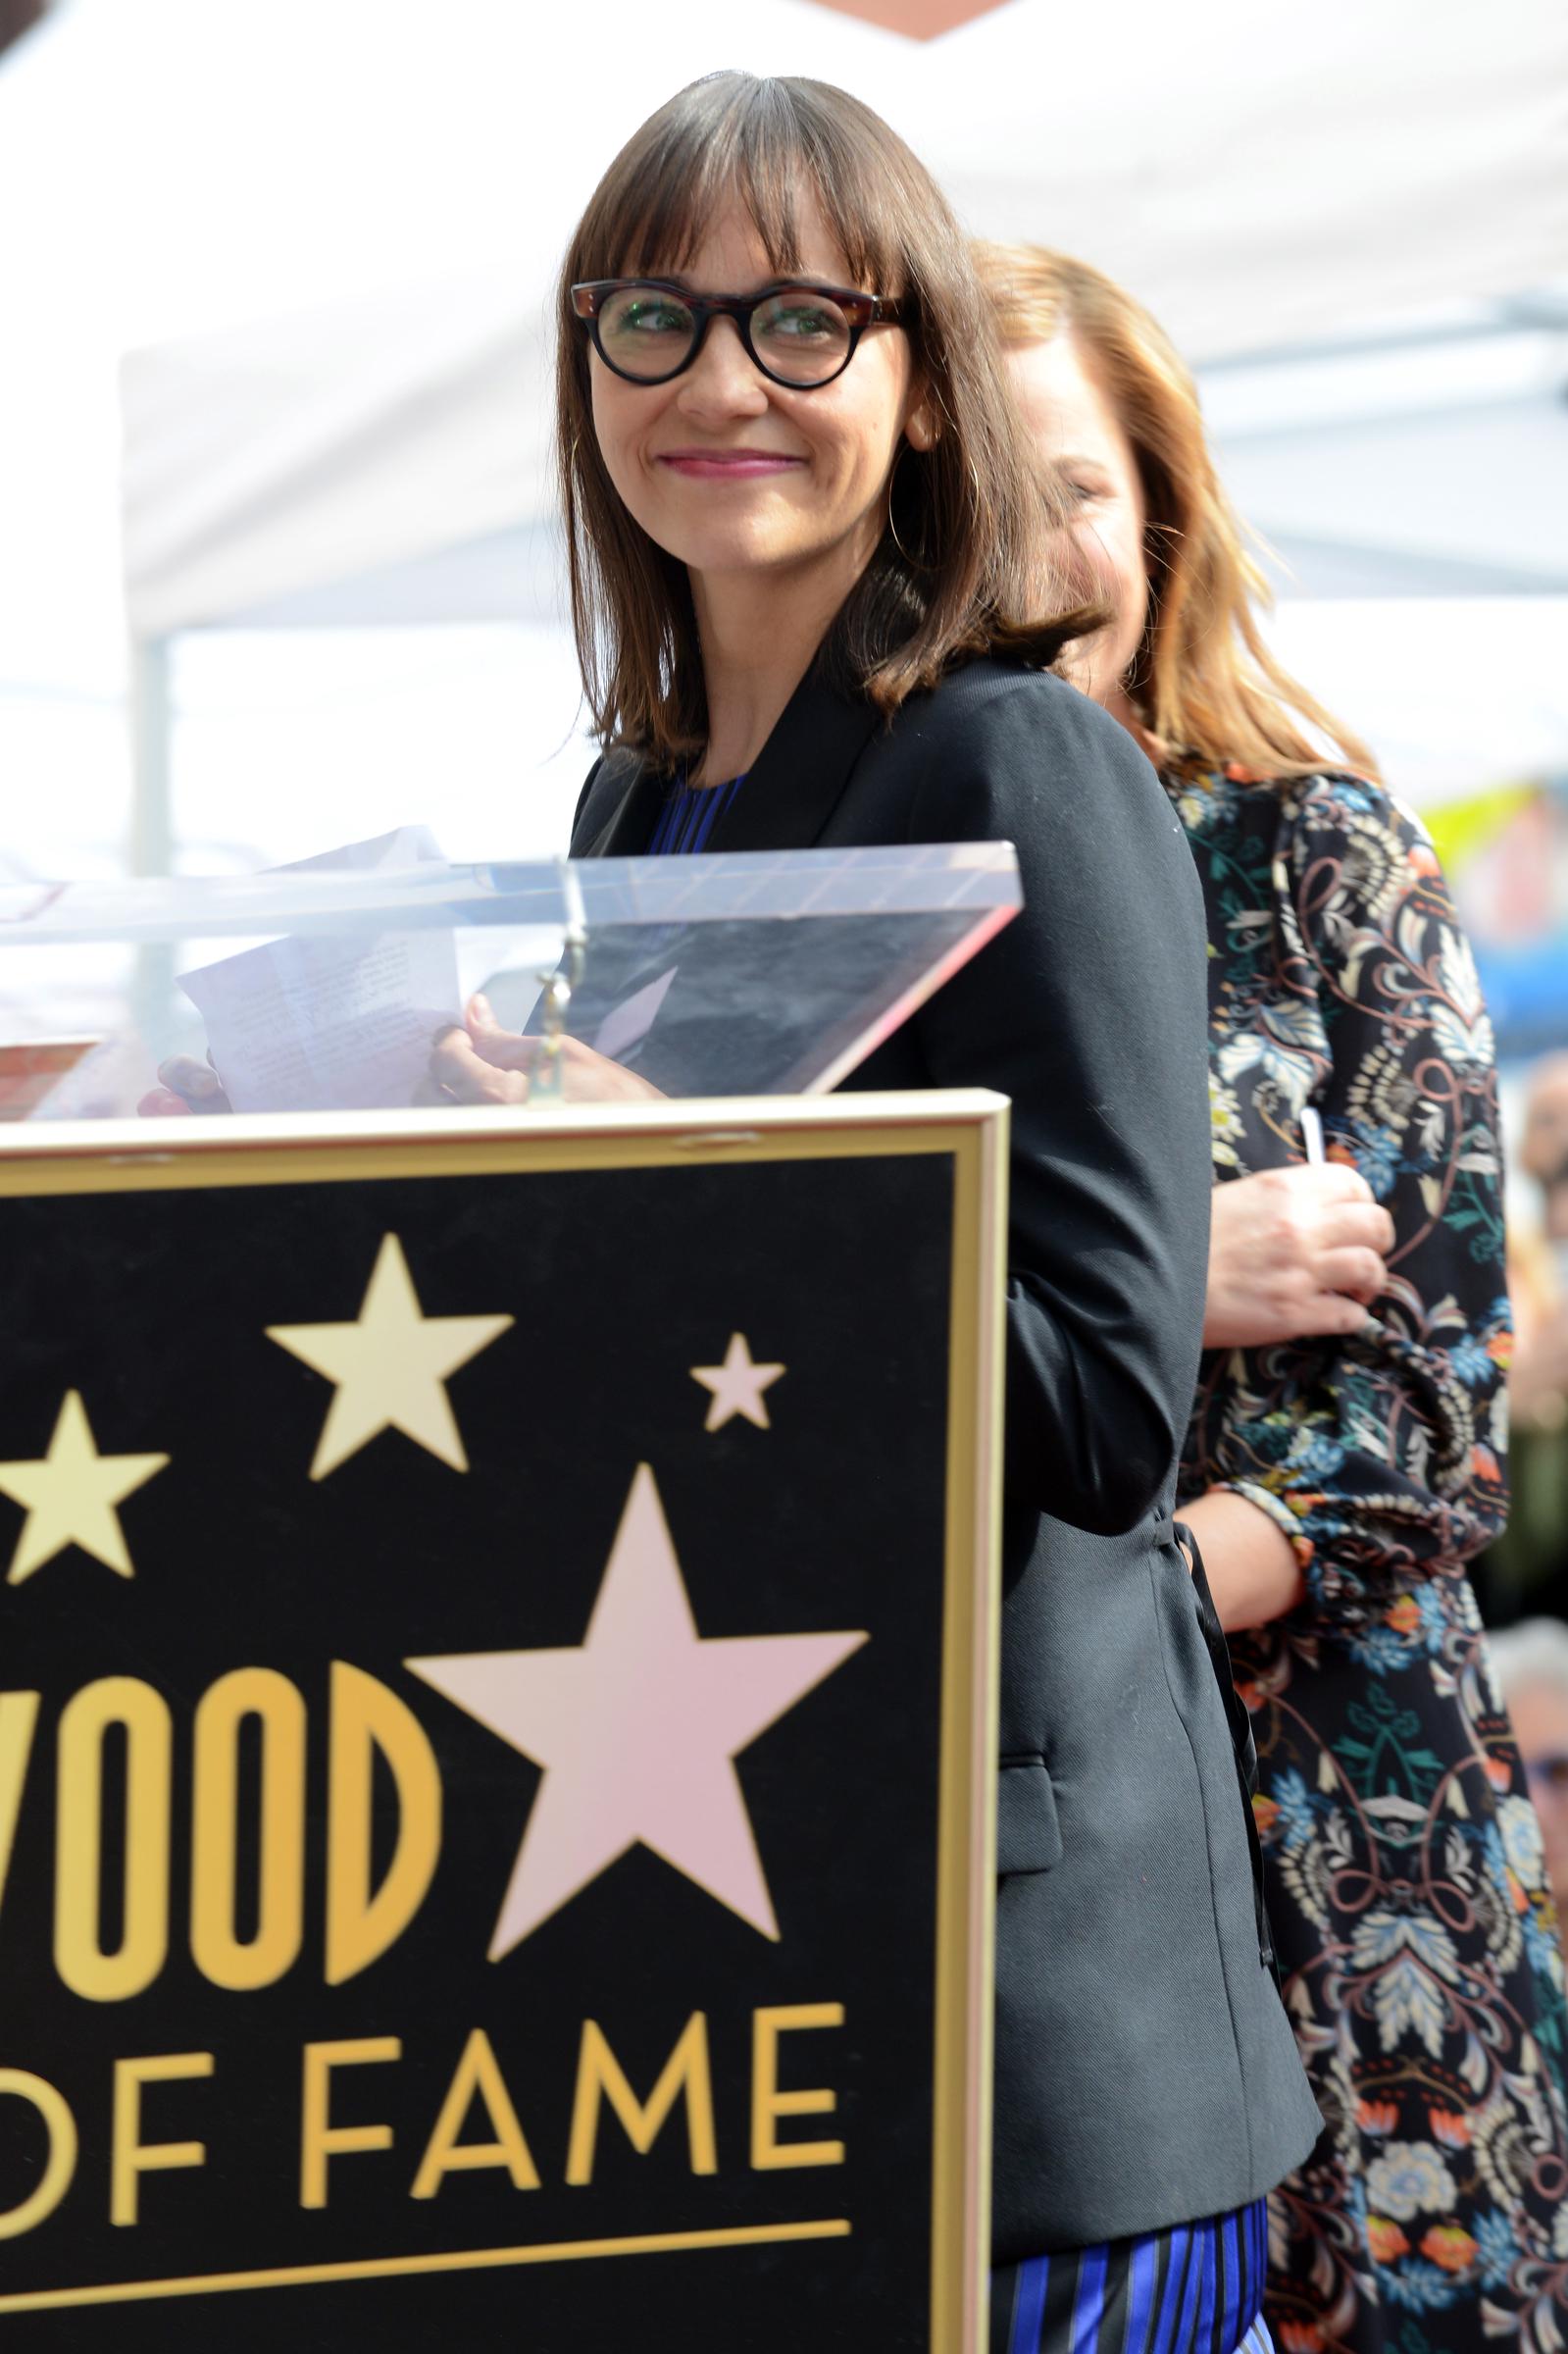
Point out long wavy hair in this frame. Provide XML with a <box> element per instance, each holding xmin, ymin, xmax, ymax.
<box><xmin>974</xmin><ymin>241</ymin><xmax>1377</xmax><ymax>783</ymax></box>
<box><xmin>557</xmin><ymin>75</ymin><xmax>1100</xmax><ymax>765</ymax></box>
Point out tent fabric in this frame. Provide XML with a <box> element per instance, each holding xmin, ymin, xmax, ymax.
<box><xmin>122</xmin><ymin>277</ymin><xmax>552</xmax><ymax>638</ymax></box>
<box><xmin>92</xmin><ymin>0</ymin><xmax>1568</xmax><ymax>640</ymax></box>
<box><xmin>1219</xmin><ymin>394</ymin><xmax>1568</xmax><ymax>597</ymax></box>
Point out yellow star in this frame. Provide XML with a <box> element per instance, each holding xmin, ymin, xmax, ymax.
<box><xmin>267</xmin><ymin>1233</ymin><xmax>513</xmax><ymax>1481</ymax></box>
<box><xmin>0</xmin><ymin>1390</ymin><xmax>169</xmax><ymax>1586</ymax></box>
<box><xmin>690</xmin><ymin>1333</ymin><xmax>785</xmax><ymax>1432</ymax></box>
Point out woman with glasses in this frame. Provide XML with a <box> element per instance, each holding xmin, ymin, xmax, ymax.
<box><xmin>977</xmin><ymin>239</ymin><xmax>1568</xmax><ymax>2354</ymax></box>
<box><xmin>435</xmin><ymin>71</ymin><xmax>1316</xmax><ymax>2354</ymax></box>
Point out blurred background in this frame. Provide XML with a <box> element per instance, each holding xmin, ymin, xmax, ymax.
<box><xmin>1</xmin><ymin>0</ymin><xmax>1566</xmax><ymax>1616</ymax></box>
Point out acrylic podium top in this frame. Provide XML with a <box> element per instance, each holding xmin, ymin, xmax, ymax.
<box><xmin>0</xmin><ymin>840</ymin><xmax>1022</xmax><ymax>1120</ymax></box>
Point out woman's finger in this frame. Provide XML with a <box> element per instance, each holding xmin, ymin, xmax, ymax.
<box><xmin>1323</xmin><ymin>1201</ymin><xmax>1397</xmax><ymax>1255</ymax></box>
<box><xmin>428</xmin><ymin>1029</ymin><xmax>487</xmax><ymax>1098</ymax></box>
<box><xmin>1316</xmin><ymin>1246</ymin><xmax>1388</xmax><ymax>1302</ymax></box>
<box><xmin>430</xmin><ymin>1027</ymin><xmax>530</xmax><ymax>1103</ymax></box>
<box><xmin>1292</xmin><ymin>1290</ymin><xmax>1373</xmax><ymax>1336</ymax></box>
<box><xmin>429</xmin><ymin>1035</ymin><xmax>481</xmax><ymax>1093</ymax></box>
<box><xmin>1306</xmin><ymin>1159</ymin><xmax>1376</xmax><ymax>1203</ymax></box>
<box><xmin>149</xmin><ymin>1055</ymin><xmax>231</xmax><ymax>1113</ymax></box>
<box><xmin>463</xmin><ymin>993</ymin><xmax>542</xmax><ymax>1073</ymax></box>
<box><xmin>156</xmin><ymin>1053</ymin><xmax>228</xmax><ymax>1103</ymax></box>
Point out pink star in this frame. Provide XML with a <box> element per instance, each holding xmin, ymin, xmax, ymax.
<box><xmin>407</xmin><ymin>1466</ymin><xmax>866</xmax><ymax>1956</ymax></box>
<box><xmin>689</xmin><ymin>1333</ymin><xmax>785</xmax><ymax>1431</ymax></box>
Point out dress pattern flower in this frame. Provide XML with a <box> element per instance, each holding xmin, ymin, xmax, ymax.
<box><xmin>1168</xmin><ymin>760</ymin><xmax>1568</xmax><ymax>2354</ymax></box>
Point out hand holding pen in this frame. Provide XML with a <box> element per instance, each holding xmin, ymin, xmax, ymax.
<box><xmin>1202</xmin><ymin>1104</ymin><xmax>1392</xmax><ymax>1350</ymax></box>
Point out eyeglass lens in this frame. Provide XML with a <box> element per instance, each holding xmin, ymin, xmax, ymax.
<box><xmin>597</xmin><ymin>285</ymin><xmax>856</xmax><ymax>385</ymax></box>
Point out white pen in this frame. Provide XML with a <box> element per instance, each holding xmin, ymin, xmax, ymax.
<box><xmin>1300</xmin><ymin>1104</ymin><xmax>1325</xmax><ymax>1165</ymax></box>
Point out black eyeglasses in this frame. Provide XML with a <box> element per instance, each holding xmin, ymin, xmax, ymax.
<box><xmin>571</xmin><ymin>279</ymin><xmax>903</xmax><ymax>390</ymax></box>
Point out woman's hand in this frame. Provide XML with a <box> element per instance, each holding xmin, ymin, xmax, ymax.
<box><xmin>1205</xmin><ymin>1162</ymin><xmax>1394</xmax><ymax>1349</ymax></box>
<box><xmin>423</xmin><ymin>993</ymin><xmax>665</xmax><ymax>1107</ymax></box>
<box><xmin>137</xmin><ymin>1054</ymin><xmax>233</xmax><ymax>1117</ymax></box>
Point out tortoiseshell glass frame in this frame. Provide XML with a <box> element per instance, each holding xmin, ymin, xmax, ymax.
<box><xmin>570</xmin><ymin>279</ymin><xmax>903</xmax><ymax>389</ymax></box>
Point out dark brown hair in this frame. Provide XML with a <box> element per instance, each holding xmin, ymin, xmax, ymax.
<box><xmin>557</xmin><ymin>73</ymin><xmax>1099</xmax><ymax>764</ymax></box>
<box><xmin>974</xmin><ymin>241</ymin><xmax>1378</xmax><ymax>783</ymax></box>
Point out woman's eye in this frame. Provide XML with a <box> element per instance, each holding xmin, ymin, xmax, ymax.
<box><xmin>764</xmin><ymin>307</ymin><xmax>835</xmax><ymax>340</ymax></box>
<box><xmin>619</xmin><ymin>304</ymin><xmax>688</xmax><ymax>334</ymax></box>
<box><xmin>1065</xmin><ymin>479</ymin><xmax>1101</xmax><ymax>505</ymax></box>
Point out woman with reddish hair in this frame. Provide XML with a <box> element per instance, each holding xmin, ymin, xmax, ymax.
<box><xmin>980</xmin><ymin>239</ymin><xmax>1568</xmax><ymax>2353</ymax></box>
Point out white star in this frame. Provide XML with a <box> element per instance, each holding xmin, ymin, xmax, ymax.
<box><xmin>0</xmin><ymin>1390</ymin><xmax>169</xmax><ymax>1586</ymax></box>
<box><xmin>689</xmin><ymin>1332</ymin><xmax>785</xmax><ymax>1432</ymax></box>
<box><xmin>267</xmin><ymin>1233</ymin><xmax>513</xmax><ymax>1480</ymax></box>
<box><xmin>407</xmin><ymin>1464</ymin><xmax>866</xmax><ymax>1955</ymax></box>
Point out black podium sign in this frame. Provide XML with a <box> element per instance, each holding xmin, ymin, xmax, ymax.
<box><xmin>0</xmin><ymin>1097</ymin><xmax>1004</xmax><ymax>2351</ymax></box>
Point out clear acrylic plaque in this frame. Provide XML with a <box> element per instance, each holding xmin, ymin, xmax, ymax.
<box><xmin>0</xmin><ymin>844</ymin><xmax>1022</xmax><ymax>1118</ymax></box>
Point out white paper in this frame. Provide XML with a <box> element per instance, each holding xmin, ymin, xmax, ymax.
<box><xmin>178</xmin><ymin>826</ymin><xmax>462</xmax><ymax>1112</ymax></box>
<box><xmin>455</xmin><ymin>931</ymin><xmax>562</xmax><ymax>1032</ymax></box>
<box><xmin>592</xmin><ymin>965</ymin><xmax>678</xmax><ymax>1063</ymax></box>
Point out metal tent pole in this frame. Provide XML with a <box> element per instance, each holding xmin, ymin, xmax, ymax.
<box><xmin>127</xmin><ymin>633</ymin><xmax>175</xmax><ymax>1052</ymax></box>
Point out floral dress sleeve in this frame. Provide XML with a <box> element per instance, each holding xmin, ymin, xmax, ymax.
<box><xmin>1207</xmin><ymin>775</ymin><xmax>1511</xmax><ymax>1633</ymax></box>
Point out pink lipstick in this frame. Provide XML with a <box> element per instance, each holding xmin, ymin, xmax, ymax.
<box><xmin>657</xmin><ymin>449</ymin><xmax>805</xmax><ymax>479</ymax></box>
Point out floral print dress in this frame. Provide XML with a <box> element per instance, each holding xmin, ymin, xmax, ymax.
<box><xmin>1167</xmin><ymin>760</ymin><xmax>1568</xmax><ymax>2354</ymax></box>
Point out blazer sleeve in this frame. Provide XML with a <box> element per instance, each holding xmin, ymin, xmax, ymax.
<box><xmin>900</xmin><ymin>673</ymin><xmax>1212</xmax><ymax>1534</ymax></box>
<box><xmin>1206</xmin><ymin>777</ymin><xmax>1511</xmax><ymax>1624</ymax></box>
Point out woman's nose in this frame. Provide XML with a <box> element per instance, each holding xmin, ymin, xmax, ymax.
<box><xmin>676</xmin><ymin>317</ymin><xmax>770</xmax><ymax>420</ymax></box>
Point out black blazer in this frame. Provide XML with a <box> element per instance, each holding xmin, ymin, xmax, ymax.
<box><xmin>572</xmin><ymin>657</ymin><xmax>1321</xmax><ymax>2260</ymax></box>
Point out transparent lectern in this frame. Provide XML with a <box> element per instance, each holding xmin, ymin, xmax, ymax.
<box><xmin>0</xmin><ymin>845</ymin><xmax>1012</xmax><ymax>2354</ymax></box>
<box><xmin>0</xmin><ymin>841</ymin><xmax>1020</xmax><ymax>1115</ymax></box>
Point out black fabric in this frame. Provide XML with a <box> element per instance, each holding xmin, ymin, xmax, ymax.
<box><xmin>995</xmin><ymin>1761</ymin><xmax>1063</xmax><ymax>1875</ymax></box>
<box><xmin>1179</xmin><ymin>1518</ymin><xmax>1276</xmax><ymax>1976</ymax></box>
<box><xmin>572</xmin><ymin>658</ymin><xmax>1321</xmax><ymax>2257</ymax></box>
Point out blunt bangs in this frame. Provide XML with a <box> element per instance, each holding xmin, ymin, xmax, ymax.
<box><xmin>573</xmin><ymin>75</ymin><xmax>913</xmax><ymax>305</ymax></box>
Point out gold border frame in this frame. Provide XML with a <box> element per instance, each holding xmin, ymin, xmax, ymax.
<box><xmin>0</xmin><ymin>1093</ymin><xmax>1006</xmax><ymax>2350</ymax></box>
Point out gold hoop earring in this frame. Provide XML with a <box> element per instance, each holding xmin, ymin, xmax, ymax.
<box><xmin>886</xmin><ymin>441</ymin><xmax>932</xmax><ymax>571</ymax></box>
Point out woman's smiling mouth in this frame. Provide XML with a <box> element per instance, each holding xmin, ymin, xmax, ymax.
<box><xmin>656</xmin><ymin>448</ymin><xmax>807</xmax><ymax>479</ymax></box>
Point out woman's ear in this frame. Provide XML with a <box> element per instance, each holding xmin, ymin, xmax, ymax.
<box><xmin>904</xmin><ymin>385</ymin><xmax>939</xmax><ymax>452</ymax></box>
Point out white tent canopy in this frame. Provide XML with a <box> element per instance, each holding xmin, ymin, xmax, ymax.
<box><xmin>90</xmin><ymin>0</ymin><xmax>1568</xmax><ymax>640</ymax></box>
<box><xmin>1</xmin><ymin>0</ymin><xmax>1566</xmax><ymax>894</ymax></box>
<box><xmin>121</xmin><ymin>275</ymin><xmax>559</xmax><ymax>640</ymax></box>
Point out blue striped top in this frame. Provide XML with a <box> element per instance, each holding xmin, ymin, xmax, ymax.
<box><xmin>646</xmin><ymin>770</ymin><xmax>746</xmax><ymax>855</ymax></box>
<box><xmin>992</xmin><ymin>2200</ymin><xmax>1271</xmax><ymax>2354</ymax></box>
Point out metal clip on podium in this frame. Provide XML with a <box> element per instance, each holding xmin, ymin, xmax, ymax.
<box><xmin>0</xmin><ymin>844</ymin><xmax>1015</xmax><ymax>2353</ymax></box>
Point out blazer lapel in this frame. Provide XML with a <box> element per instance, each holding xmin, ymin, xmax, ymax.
<box><xmin>575</xmin><ymin>749</ymin><xmax>666</xmax><ymax>858</ymax></box>
<box><xmin>573</xmin><ymin>669</ymin><xmax>883</xmax><ymax>859</ymax></box>
<box><xmin>706</xmin><ymin>668</ymin><xmax>884</xmax><ymax>852</ymax></box>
